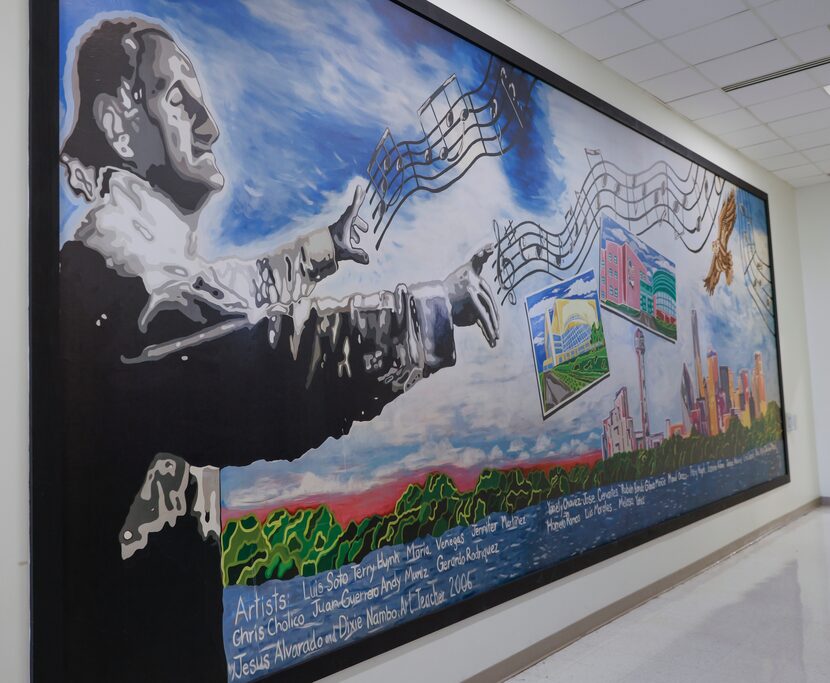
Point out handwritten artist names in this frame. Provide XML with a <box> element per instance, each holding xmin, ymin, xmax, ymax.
<box><xmin>222</xmin><ymin>442</ymin><xmax>784</xmax><ymax>682</ymax></box>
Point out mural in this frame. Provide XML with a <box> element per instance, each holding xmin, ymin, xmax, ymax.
<box><xmin>38</xmin><ymin>1</ymin><xmax>788</xmax><ymax>681</ymax></box>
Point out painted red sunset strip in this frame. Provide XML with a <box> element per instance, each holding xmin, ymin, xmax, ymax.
<box><xmin>221</xmin><ymin>449</ymin><xmax>603</xmax><ymax>528</ymax></box>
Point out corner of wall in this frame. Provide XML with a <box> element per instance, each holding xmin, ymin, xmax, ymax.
<box><xmin>795</xmin><ymin>182</ymin><xmax>830</xmax><ymax>495</ymax></box>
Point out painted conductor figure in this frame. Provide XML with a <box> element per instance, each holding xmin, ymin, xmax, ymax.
<box><xmin>59</xmin><ymin>17</ymin><xmax>501</xmax><ymax>564</ymax></box>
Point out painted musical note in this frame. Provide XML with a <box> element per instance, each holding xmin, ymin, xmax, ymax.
<box><xmin>418</xmin><ymin>74</ymin><xmax>470</xmax><ymax>164</ymax></box>
<box><xmin>366</xmin><ymin>128</ymin><xmax>415</xmax><ymax>222</ymax></box>
<box><xmin>498</xmin><ymin>65</ymin><xmax>527</xmax><ymax>130</ymax></box>
<box><xmin>491</xmin><ymin>152</ymin><xmax>731</xmax><ymax>305</ymax></box>
<box><xmin>363</xmin><ymin>55</ymin><xmax>538</xmax><ymax>247</ymax></box>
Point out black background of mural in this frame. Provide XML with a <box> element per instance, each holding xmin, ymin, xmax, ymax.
<box><xmin>29</xmin><ymin>1</ymin><xmax>790</xmax><ymax>682</ymax></box>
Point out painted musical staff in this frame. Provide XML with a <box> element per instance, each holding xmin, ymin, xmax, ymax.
<box><xmin>737</xmin><ymin>202</ymin><xmax>775</xmax><ymax>333</ymax></box>
<box><xmin>363</xmin><ymin>55</ymin><xmax>536</xmax><ymax>248</ymax></box>
<box><xmin>492</xmin><ymin>150</ymin><xmax>729</xmax><ymax>305</ymax></box>
<box><xmin>418</xmin><ymin>75</ymin><xmax>470</xmax><ymax>164</ymax></box>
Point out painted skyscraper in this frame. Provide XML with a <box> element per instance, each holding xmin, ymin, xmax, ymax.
<box><xmin>719</xmin><ymin>366</ymin><xmax>733</xmax><ymax>412</ymax></box>
<box><xmin>602</xmin><ymin>386</ymin><xmax>636</xmax><ymax>459</ymax></box>
<box><xmin>728</xmin><ymin>367</ymin><xmax>739</xmax><ymax>414</ymax></box>
<box><xmin>681</xmin><ymin>363</ymin><xmax>694</xmax><ymax>434</ymax></box>
<box><xmin>740</xmin><ymin>368</ymin><xmax>752</xmax><ymax>426</ymax></box>
<box><xmin>707</xmin><ymin>349</ymin><xmax>720</xmax><ymax>435</ymax></box>
<box><xmin>692</xmin><ymin>309</ymin><xmax>705</xmax><ymax>400</ymax></box>
<box><xmin>753</xmin><ymin>352</ymin><xmax>767</xmax><ymax>417</ymax></box>
<box><xmin>635</xmin><ymin>328</ymin><xmax>649</xmax><ymax>441</ymax></box>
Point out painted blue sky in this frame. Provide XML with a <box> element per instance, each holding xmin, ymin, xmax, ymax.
<box><xmin>57</xmin><ymin>1</ymin><xmax>784</xmax><ymax>511</ymax></box>
<box><xmin>739</xmin><ymin>188</ymin><xmax>768</xmax><ymax>231</ymax></box>
<box><xmin>691</xmin><ymin>188</ymin><xmax>776</xmax><ymax>376</ymax></box>
<box><xmin>525</xmin><ymin>268</ymin><xmax>598</xmax><ymax>311</ymax></box>
<box><xmin>58</xmin><ymin>0</ymin><xmax>561</xmax><ymax>246</ymax></box>
<box><xmin>601</xmin><ymin>215</ymin><xmax>675</xmax><ymax>275</ymax></box>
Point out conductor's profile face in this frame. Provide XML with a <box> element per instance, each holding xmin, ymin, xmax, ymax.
<box><xmin>137</xmin><ymin>33</ymin><xmax>225</xmax><ymax>195</ymax></box>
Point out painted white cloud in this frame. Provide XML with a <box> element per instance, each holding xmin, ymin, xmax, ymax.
<box><xmin>374</xmin><ymin>439</ymin><xmax>509</xmax><ymax>480</ymax></box>
<box><xmin>562</xmin><ymin>274</ymin><xmax>597</xmax><ymax>298</ymax></box>
<box><xmin>507</xmin><ymin>439</ymin><xmax>525</xmax><ymax>453</ymax></box>
<box><xmin>525</xmin><ymin>273</ymin><xmax>598</xmax><ymax>321</ymax></box>
<box><xmin>533</xmin><ymin>433</ymin><xmax>552</xmax><ymax>454</ymax></box>
<box><xmin>240</xmin><ymin>0</ymin><xmax>460</xmax><ymax>133</ymax></box>
<box><xmin>224</xmin><ymin>469</ymin><xmax>388</xmax><ymax>510</ymax></box>
<box><xmin>232</xmin><ymin>137</ymin><xmax>777</xmax><ymax>502</ymax></box>
<box><xmin>232</xmin><ymin>100</ymin><xmax>779</xmax><ymax>499</ymax></box>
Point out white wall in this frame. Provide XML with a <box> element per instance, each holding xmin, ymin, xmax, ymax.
<box><xmin>0</xmin><ymin>0</ymin><xmax>30</xmax><ymax>681</ymax></box>
<box><xmin>0</xmin><ymin>1</ymin><xmax>819</xmax><ymax>682</ymax></box>
<box><xmin>796</xmin><ymin>182</ymin><xmax>830</xmax><ymax>496</ymax></box>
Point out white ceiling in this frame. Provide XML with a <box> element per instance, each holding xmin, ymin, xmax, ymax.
<box><xmin>508</xmin><ymin>0</ymin><xmax>830</xmax><ymax>188</ymax></box>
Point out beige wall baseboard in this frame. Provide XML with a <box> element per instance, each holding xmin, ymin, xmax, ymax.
<box><xmin>466</xmin><ymin>498</ymin><xmax>821</xmax><ymax>683</ymax></box>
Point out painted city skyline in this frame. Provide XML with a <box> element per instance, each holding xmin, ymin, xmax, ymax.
<box><xmin>683</xmin><ymin>307</ymin><xmax>768</xmax><ymax>438</ymax></box>
<box><xmin>602</xmin><ymin>307</ymin><xmax>771</xmax><ymax>460</ymax></box>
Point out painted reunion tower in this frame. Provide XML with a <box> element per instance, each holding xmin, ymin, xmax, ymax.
<box><xmin>635</xmin><ymin>328</ymin><xmax>650</xmax><ymax>447</ymax></box>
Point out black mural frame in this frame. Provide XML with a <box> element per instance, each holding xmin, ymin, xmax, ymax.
<box><xmin>29</xmin><ymin>0</ymin><xmax>791</xmax><ymax>681</ymax></box>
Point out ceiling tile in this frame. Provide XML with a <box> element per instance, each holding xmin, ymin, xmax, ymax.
<box><xmin>729</xmin><ymin>71</ymin><xmax>817</xmax><ymax>107</ymax></box>
<box><xmin>758</xmin><ymin>151</ymin><xmax>809</xmax><ymax>170</ymax></box>
<box><xmin>510</xmin><ymin>0</ymin><xmax>615</xmax><ymax>34</ymax></box>
<box><xmin>783</xmin><ymin>26</ymin><xmax>830</xmax><ymax>62</ymax></box>
<box><xmin>669</xmin><ymin>89</ymin><xmax>738</xmax><ymax>119</ymax></box>
<box><xmin>603</xmin><ymin>43</ymin><xmax>687</xmax><ymax>83</ymax></box>
<box><xmin>817</xmin><ymin>160</ymin><xmax>830</xmax><ymax>172</ymax></box>
<box><xmin>624</xmin><ymin>0</ymin><xmax>747</xmax><ymax>40</ymax></box>
<box><xmin>756</xmin><ymin>0</ymin><xmax>830</xmax><ymax>39</ymax></box>
<box><xmin>563</xmin><ymin>12</ymin><xmax>652</xmax><ymax>60</ymax></box>
<box><xmin>740</xmin><ymin>138</ymin><xmax>795</xmax><ymax>159</ymax></box>
<box><xmin>768</xmin><ymin>107</ymin><xmax>830</xmax><ymax>136</ymax></box>
<box><xmin>696</xmin><ymin>108</ymin><xmax>760</xmax><ymax>135</ymax></box>
<box><xmin>720</xmin><ymin>124</ymin><xmax>779</xmax><ymax>147</ymax></box>
<box><xmin>786</xmin><ymin>126</ymin><xmax>830</xmax><ymax>150</ymax></box>
<box><xmin>808</xmin><ymin>63</ymin><xmax>830</xmax><ymax>87</ymax></box>
<box><xmin>775</xmin><ymin>162</ymin><xmax>824</xmax><ymax>180</ymax></box>
<box><xmin>640</xmin><ymin>68</ymin><xmax>713</xmax><ymax>101</ymax></box>
<box><xmin>803</xmin><ymin>144</ymin><xmax>830</xmax><ymax>161</ymax></box>
<box><xmin>664</xmin><ymin>11</ymin><xmax>774</xmax><ymax>64</ymax></box>
<box><xmin>748</xmin><ymin>88</ymin><xmax>830</xmax><ymax>122</ymax></box>
<box><xmin>697</xmin><ymin>40</ymin><xmax>798</xmax><ymax>87</ymax></box>
<box><xmin>787</xmin><ymin>174</ymin><xmax>830</xmax><ymax>187</ymax></box>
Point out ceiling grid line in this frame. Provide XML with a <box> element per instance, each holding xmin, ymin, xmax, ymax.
<box><xmin>508</xmin><ymin>0</ymin><xmax>830</xmax><ymax>187</ymax></box>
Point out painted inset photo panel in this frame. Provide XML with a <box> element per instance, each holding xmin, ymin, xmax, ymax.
<box><xmin>524</xmin><ymin>270</ymin><xmax>610</xmax><ymax>418</ymax></box>
<box><xmin>599</xmin><ymin>216</ymin><xmax>677</xmax><ymax>342</ymax></box>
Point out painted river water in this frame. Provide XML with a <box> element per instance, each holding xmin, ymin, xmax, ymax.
<box><xmin>222</xmin><ymin>441</ymin><xmax>785</xmax><ymax>682</ymax></box>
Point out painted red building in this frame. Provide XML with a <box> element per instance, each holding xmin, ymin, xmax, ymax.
<box><xmin>599</xmin><ymin>240</ymin><xmax>622</xmax><ymax>304</ymax></box>
<box><xmin>600</xmin><ymin>240</ymin><xmax>648</xmax><ymax>313</ymax></box>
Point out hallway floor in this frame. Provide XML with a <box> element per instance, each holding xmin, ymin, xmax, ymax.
<box><xmin>508</xmin><ymin>507</ymin><xmax>830</xmax><ymax>683</ymax></box>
